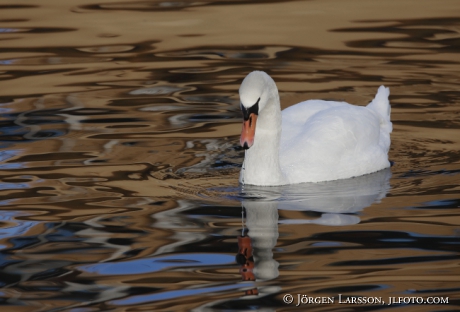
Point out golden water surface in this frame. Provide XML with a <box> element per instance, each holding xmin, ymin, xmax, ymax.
<box><xmin>0</xmin><ymin>0</ymin><xmax>459</xmax><ymax>311</ymax></box>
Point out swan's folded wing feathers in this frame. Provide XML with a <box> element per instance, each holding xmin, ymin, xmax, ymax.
<box><xmin>281</xmin><ymin>99</ymin><xmax>346</xmax><ymax>147</ymax></box>
<box><xmin>280</xmin><ymin>105</ymin><xmax>387</xmax><ymax>183</ymax></box>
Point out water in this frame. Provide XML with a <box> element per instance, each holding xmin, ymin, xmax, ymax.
<box><xmin>0</xmin><ymin>0</ymin><xmax>459</xmax><ymax>311</ymax></box>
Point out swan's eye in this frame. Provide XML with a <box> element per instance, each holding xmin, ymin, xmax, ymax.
<box><xmin>251</xmin><ymin>98</ymin><xmax>260</xmax><ymax>115</ymax></box>
<box><xmin>240</xmin><ymin>98</ymin><xmax>260</xmax><ymax>121</ymax></box>
<box><xmin>240</xmin><ymin>103</ymin><xmax>248</xmax><ymax>120</ymax></box>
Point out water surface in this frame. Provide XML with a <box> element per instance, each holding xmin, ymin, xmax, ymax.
<box><xmin>0</xmin><ymin>0</ymin><xmax>459</xmax><ymax>311</ymax></box>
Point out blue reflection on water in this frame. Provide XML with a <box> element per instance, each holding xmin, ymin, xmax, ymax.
<box><xmin>110</xmin><ymin>282</ymin><xmax>253</xmax><ymax>306</ymax></box>
<box><xmin>0</xmin><ymin>163</ymin><xmax>24</xmax><ymax>169</ymax></box>
<box><xmin>0</xmin><ymin>28</ymin><xmax>19</xmax><ymax>33</ymax></box>
<box><xmin>0</xmin><ymin>150</ymin><xmax>19</xmax><ymax>162</ymax></box>
<box><xmin>0</xmin><ymin>182</ymin><xmax>29</xmax><ymax>190</ymax></box>
<box><xmin>0</xmin><ymin>150</ymin><xmax>25</xmax><ymax>170</ymax></box>
<box><xmin>0</xmin><ymin>59</ymin><xmax>14</xmax><ymax>65</ymax></box>
<box><xmin>0</xmin><ymin>211</ymin><xmax>37</xmax><ymax>249</ymax></box>
<box><xmin>79</xmin><ymin>253</ymin><xmax>234</xmax><ymax>275</ymax></box>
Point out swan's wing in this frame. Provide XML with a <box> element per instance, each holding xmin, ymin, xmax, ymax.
<box><xmin>281</xmin><ymin>100</ymin><xmax>346</xmax><ymax>144</ymax></box>
<box><xmin>280</xmin><ymin>103</ymin><xmax>388</xmax><ymax>183</ymax></box>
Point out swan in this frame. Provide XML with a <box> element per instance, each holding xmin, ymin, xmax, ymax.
<box><xmin>239</xmin><ymin>71</ymin><xmax>392</xmax><ymax>186</ymax></box>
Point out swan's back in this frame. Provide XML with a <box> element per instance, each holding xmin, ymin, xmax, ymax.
<box><xmin>281</xmin><ymin>99</ymin><xmax>346</xmax><ymax>145</ymax></box>
<box><xmin>280</xmin><ymin>87</ymin><xmax>391</xmax><ymax>183</ymax></box>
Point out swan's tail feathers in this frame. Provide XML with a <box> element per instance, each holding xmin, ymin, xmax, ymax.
<box><xmin>367</xmin><ymin>85</ymin><xmax>392</xmax><ymax>133</ymax></box>
<box><xmin>367</xmin><ymin>85</ymin><xmax>392</xmax><ymax>153</ymax></box>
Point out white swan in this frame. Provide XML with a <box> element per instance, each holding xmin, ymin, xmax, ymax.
<box><xmin>239</xmin><ymin>71</ymin><xmax>392</xmax><ymax>186</ymax></box>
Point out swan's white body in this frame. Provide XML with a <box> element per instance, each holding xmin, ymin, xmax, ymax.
<box><xmin>239</xmin><ymin>71</ymin><xmax>392</xmax><ymax>186</ymax></box>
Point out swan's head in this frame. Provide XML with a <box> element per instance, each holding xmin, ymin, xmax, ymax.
<box><xmin>239</xmin><ymin>71</ymin><xmax>275</xmax><ymax>149</ymax></box>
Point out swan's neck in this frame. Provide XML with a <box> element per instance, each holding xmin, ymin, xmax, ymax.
<box><xmin>241</xmin><ymin>94</ymin><xmax>285</xmax><ymax>186</ymax></box>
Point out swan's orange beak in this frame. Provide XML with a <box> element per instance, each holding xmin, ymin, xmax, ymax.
<box><xmin>240</xmin><ymin>113</ymin><xmax>257</xmax><ymax>149</ymax></box>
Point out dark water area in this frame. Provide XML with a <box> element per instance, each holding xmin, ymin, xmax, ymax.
<box><xmin>0</xmin><ymin>0</ymin><xmax>459</xmax><ymax>311</ymax></box>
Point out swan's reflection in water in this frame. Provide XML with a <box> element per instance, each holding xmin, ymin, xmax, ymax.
<box><xmin>236</xmin><ymin>168</ymin><xmax>391</xmax><ymax>295</ymax></box>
